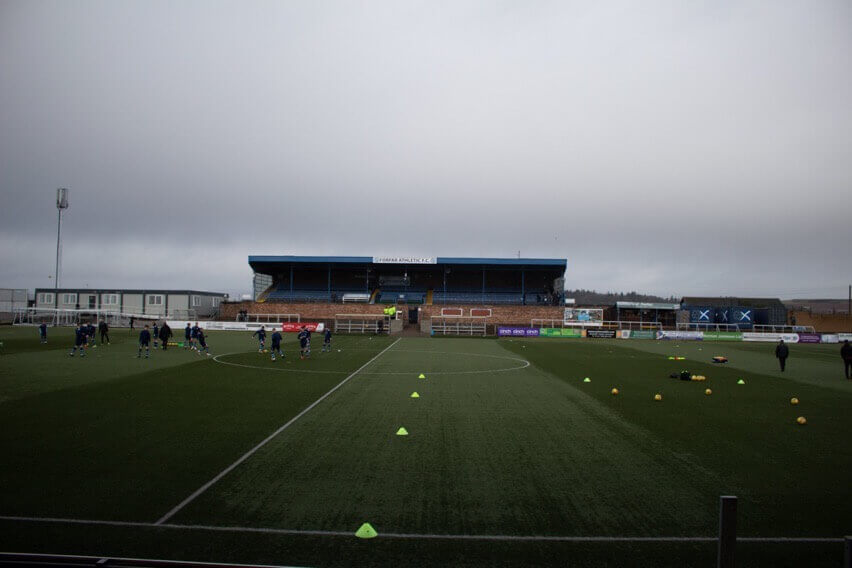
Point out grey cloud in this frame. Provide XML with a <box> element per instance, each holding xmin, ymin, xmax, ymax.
<box><xmin>1</xmin><ymin>0</ymin><xmax>850</xmax><ymax>298</ymax></box>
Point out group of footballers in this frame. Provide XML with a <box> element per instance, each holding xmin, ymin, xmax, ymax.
<box><xmin>251</xmin><ymin>325</ymin><xmax>332</xmax><ymax>361</ymax></box>
<box><xmin>137</xmin><ymin>322</ymin><xmax>208</xmax><ymax>358</ymax></box>
<box><xmin>66</xmin><ymin>320</ymin><xmax>111</xmax><ymax>357</ymax></box>
<box><xmin>63</xmin><ymin>320</ymin><xmax>333</xmax><ymax>361</ymax></box>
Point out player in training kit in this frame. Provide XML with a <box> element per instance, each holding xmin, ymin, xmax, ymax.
<box><xmin>322</xmin><ymin>327</ymin><xmax>332</xmax><ymax>352</ymax></box>
<box><xmin>137</xmin><ymin>325</ymin><xmax>152</xmax><ymax>358</ymax></box>
<box><xmin>191</xmin><ymin>322</ymin><xmax>200</xmax><ymax>350</ymax></box>
<box><xmin>98</xmin><ymin>320</ymin><xmax>110</xmax><ymax>345</ymax></box>
<box><xmin>152</xmin><ymin>323</ymin><xmax>159</xmax><ymax>348</ymax></box>
<box><xmin>196</xmin><ymin>328</ymin><xmax>210</xmax><ymax>356</ymax></box>
<box><xmin>38</xmin><ymin>322</ymin><xmax>48</xmax><ymax>344</ymax></box>
<box><xmin>270</xmin><ymin>328</ymin><xmax>284</xmax><ymax>361</ymax></box>
<box><xmin>86</xmin><ymin>322</ymin><xmax>97</xmax><ymax>347</ymax></box>
<box><xmin>69</xmin><ymin>324</ymin><xmax>87</xmax><ymax>357</ymax></box>
<box><xmin>184</xmin><ymin>323</ymin><xmax>192</xmax><ymax>349</ymax></box>
<box><xmin>253</xmin><ymin>326</ymin><xmax>267</xmax><ymax>352</ymax></box>
<box><xmin>298</xmin><ymin>327</ymin><xmax>308</xmax><ymax>359</ymax></box>
<box><xmin>305</xmin><ymin>328</ymin><xmax>312</xmax><ymax>357</ymax></box>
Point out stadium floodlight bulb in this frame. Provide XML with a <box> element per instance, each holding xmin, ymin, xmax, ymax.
<box><xmin>56</xmin><ymin>187</ymin><xmax>69</xmax><ymax>209</ymax></box>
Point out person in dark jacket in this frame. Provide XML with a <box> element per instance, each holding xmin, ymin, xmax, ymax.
<box><xmin>842</xmin><ymin>340</ymin><xmax>852</xmax><ymax>380</ymax></box>
<box><xmin>775</xmin><ymin>339</ymin><xmax>789</xmax><ymax>371</ymax></box>
<box><xmin>38</xmin><ymin>322</ymin><xmax>48</xmax><ymax>344</ymax></box>
<box><xmin>98</xmin><ymin>320</ymin><xmax>110</xmax><ymax>345</ymax></box>
<box><xmin>152</xmin><ymin>323</ymin><xmax>160</xmax><ymax>348</ymax></box>
<box><xmin>159</xmin><ymin>322</ymin><xmax>172</xmax><ymax>350</ymax></box>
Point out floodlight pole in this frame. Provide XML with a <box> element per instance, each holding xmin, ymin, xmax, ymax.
<box><xmin>54</xmin><ymin>188</ymin><xmax>69</xmax><ymax>310</ymax></box>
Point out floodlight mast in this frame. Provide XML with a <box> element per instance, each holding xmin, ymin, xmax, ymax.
<box><xmin>55</xmin><ymin>188</ymin><xmax>69</xmax><ymax>309</ymax></box>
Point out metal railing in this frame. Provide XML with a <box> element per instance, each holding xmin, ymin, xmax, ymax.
<box><xmin>334</xmin><ymin>314</ymin><xmax>389</xmax><ymax>334</ymax></box>
<box><xmin>237</xmin><ymin>313</ymin><xmax>300</xmax><ymax>323</ymax></box>
<box><xmin>531</xmin><ymin>319</ymin><xmax>662</xmax><ymax>331</ymax></box>
<box><xmin>430</xmin><ymin>316</ymin><xmax>488</xmax><ymax>336</ymax></box>
<box><xmin>753</xmin><ymin>324</ymin><xmax>816</xmax><ymax>334</ymax></box>
<box><xmin>13</xmin><ymin>308</ymin><xmax>198</xmax><ymax>326</ymax></box>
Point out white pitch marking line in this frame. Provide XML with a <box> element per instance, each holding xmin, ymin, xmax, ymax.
<box><xmin>212</xmin><ymin>354</ymin><xmax>348</xmax><ymax>374</ymax></box>
<box><xmin>155</xmin><ymin>337</ymin><xmax>402</xmax><ymax>525</ymax></box>
<box><xmin>0</xmin><ymin>515</ymin><xmax>845</xmax><ymax>543</ymax></box>
<box><xmin>213</xmin><ymin>350</ymin><xmax>530</xmax><ymax>376</ymax></box>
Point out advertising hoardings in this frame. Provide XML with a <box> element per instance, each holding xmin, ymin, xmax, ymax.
<box><xmin>620</xmin><ymin>330</ymin><xmax>656</xmax><ymax>339</ymax></box>
<box><xmin>586</xmin><ymin>329</ymin><xmax>617</xmax><ymax>339</ymax></box>
<box><xmin>820</xmin><ymin>334</ymin><xmax>839</xmax><ymax>344</ymax></box>
<box><xmin>702</xmin><ymin>332</ymin><xmax>743</xmax><ymax>341</ymax></box>
<box><xmin>539</xmin><ymin>328</ymin><xmax>583</xmax><ymax>338</ymax></box>
<box><xmin>657</xmin><ymin>331</ymin><xmax>704</xmax><ymax>341</ymax></box>
<box><xmin>838</xmin><ymin>333</ymin><xmax>852</xmax><ymax>342</ymax></box>
<box><xmin>742</xmin><ymin>333</ymin><xmax>799</xmax><ymax>343</ymax></box>
<box><xmin>165</xmin><ymin>321</ymin><xmax>324</xmax><ymax>332</ymax></box>
<box><xmin>498</xmin><ymin>327</ymin><xmax>540</xmax><ymax>337</ymax></box>
<box><xmin>564</xmin><ymin>308</ymin><xmax>604</xmax><ymax>327</ymax></box>
<box><xmin>797</xmin><ymin>333</ymin><xmax>821</xmax><ymax>344</ymax></box>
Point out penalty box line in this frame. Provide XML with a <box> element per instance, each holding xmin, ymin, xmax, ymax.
<box><xmin>155</xmin><ymin>337</ymin><xmax>402</xmax><ymax>525</ymax></box>
<box><xmin>0</xmin><ymin>516</ymin><xmax>847</xmax><ymax>543</ymax></box>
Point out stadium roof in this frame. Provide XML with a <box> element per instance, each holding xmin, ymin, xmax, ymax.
<box><xmin>616</xmin><ymin>301</ymin><xmax>681</xmax><ymax>310</ymax></box>
<box><xmin>681</xmin><ymin>297</ymin><xmax>785</xmax><ymax>308</ymax></box>
<box><xmin>249</xmin><ymin>255</ymin><xmax>566</xmax><ymax>270</ymax></box>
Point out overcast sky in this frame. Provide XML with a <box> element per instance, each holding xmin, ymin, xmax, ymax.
<box><xmin>1</xmin><ymin>0</ymin><xmax>850</xmax><ymax>299</ymax></box>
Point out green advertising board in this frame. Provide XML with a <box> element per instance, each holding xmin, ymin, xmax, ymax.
<box><xmin>627</xmin><ymin>330</ymin><xmax>656</xmax><ymax>339</ymax></box>
<box><xmin>702</xmin><ymin>332</ymin><xmax>743</xmax><ymax>341</ymax></box>
<box><xmin>539</xmin><ymin>328</ymin><xmax>583</xmax><ymax>338</ymax></box>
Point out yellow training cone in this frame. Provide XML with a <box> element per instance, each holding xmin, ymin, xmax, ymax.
<box><xmin>705</xmin><ymin>388</ymin><xmax>712</xmax><ymax>395</ymax></box>
<box><xmin>418</xmin><ymin>373</ymin><xmax>426</xmax><ymax>379</ymax></box>
<box><xmin>790</xmin><ymin>397</ymin><xmax>799</xmax><ymax>405</ymax></box>
<box><xmin>654</xmin><ymin>394</ymin><xmax>662</xmax><ymax>401</ymax></box>
<box><xmin>396</xmin><ymin>427</ymin><xmax>409</xmax><ymax>436</ymax></box>
<box><xmin>355</xmin><ymin>522</ymin><xmax>378</xmax><ymax>539</ymax></box>
<box><xmin>796</xmin><ymin>416</ymin><xmax>807</xmax><ymax>425</ymax></box>
<box><xmin>611</xmin><ymin>388</ymin><xmax>619</xmax><ymax>395</ymax></box>
<box><xmin>410</xmin><ymin>392</ymin><xmax>420</xmax><ymax>398</ymax></box>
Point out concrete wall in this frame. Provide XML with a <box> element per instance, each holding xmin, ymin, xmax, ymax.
<box><xmin>220</xmin><ymin>301</ymin><xmax>565</xmax><ymax>326</ymax></box>
<box><xmin>144</xmin><ymin>294</ymin><xmax>166</xmax><ymax>316</ymax></box>
<box><xmin>191</xmin><ymin>294</ymin><xmax>223</xmax><ymax>317</ymax></box>
<box><xmin>169</xmin><ymin>294</ymin><xmax>189</xmax><ymax>313</ymax></box>
<box><xmin>123</xmin><ymin>294</ymin><xmax>144</xmax><ymax>314</ymax></box>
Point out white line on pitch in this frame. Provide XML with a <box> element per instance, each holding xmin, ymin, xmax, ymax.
<box><xmin>154</xmin><ymin>337</ymin><xmax>402</xmax><ymax>525</ymax></box>
<box><xmin>0</xmin><ymin>515</ymin><xmax>845</xmax><ymax>543</ymax></box>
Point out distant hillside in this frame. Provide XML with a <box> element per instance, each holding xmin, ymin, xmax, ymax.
<box><xmin>565</xmin><ymin>289</ymin><xmax>678</xmax><ymax>305</ymax></box>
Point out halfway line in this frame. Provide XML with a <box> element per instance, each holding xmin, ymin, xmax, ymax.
<box><xmin>154</xmin><ymin>338</ymin><xmax>401</xmax><ymax>525</ymax></box>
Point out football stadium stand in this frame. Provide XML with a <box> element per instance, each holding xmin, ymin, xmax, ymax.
<box><xmin>248</xmin><ymin>256</ymin><xmax>567</xmax><ymax>307</ymax></box>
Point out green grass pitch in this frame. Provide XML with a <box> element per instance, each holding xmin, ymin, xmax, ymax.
<box><xmin>0</xmin><ymin>326</ymin><xmax>850</xmax><ymax>567</ymax></box>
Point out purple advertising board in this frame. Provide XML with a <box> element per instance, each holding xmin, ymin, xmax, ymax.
<box><xmin>498</xmin><ymin>327</ymin><xmax>540</xmax><ymax>337</ymax></box>
<box><xmin>797</xmin><ymin>333</ymin><xmax>821</xmax><ymax>344</ymax></box>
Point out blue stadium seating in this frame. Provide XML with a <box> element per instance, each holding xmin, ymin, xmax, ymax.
<box><xmin>378</xmin><ymin>288</ymin><xmax>426</xmax><ymax>304</ymax></box>
<box><xmin>267</xmin><ymin>287</ymin><xmax>366</xmax><ymax>302</ymax></box>
<box><xmin>433</xmin><ymin>291</ymin><xmax>523</xmax><ymax>305</ymax></box>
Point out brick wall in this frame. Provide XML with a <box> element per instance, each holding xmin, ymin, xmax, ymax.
<box><xmin>222</xmin><ymin>301</ymin><xmax>564</xmax><ymax>326</ymax></box>
<box><xmin>221</xmin><ymin>301</ymin><xmax>386</xmax><ymax>322</ymax></box>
